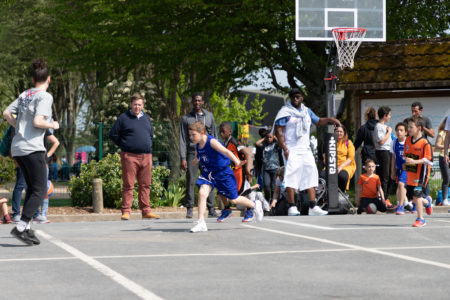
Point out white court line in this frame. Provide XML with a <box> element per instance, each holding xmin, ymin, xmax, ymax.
<box><xmin>245</xmin><ymin>224</ymin><xmax>450</xmax><ymax>270</ymax></box>
<box><xmin>267</xmin><ymin>218</ymin><xmax>450</xmax><ymax>230</ymax></box>
<box><xmin>436</xmin><ymin>220</ymin><xmax>450</xmax><ymax>223</ymax></box>
<box><xmin>37</xmin><ymin>230</ymin><xmax>164</xmax><ymax>300</ymax></box>
<box><xmin>4</xmin><ymin>245</ymin><xmax>450</xmax><ymax>263</ymax></box>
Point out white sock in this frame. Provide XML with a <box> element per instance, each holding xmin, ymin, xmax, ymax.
<box><xmin>16</xmin><ymin>220</ymin><xmax>27</xmax><ymax>232</ymax></box>
<box><xmin>26</xmin><ymin>222</ymin><xmax>31</xmax><ymax>230</ymax></box>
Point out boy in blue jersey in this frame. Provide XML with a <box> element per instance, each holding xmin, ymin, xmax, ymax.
<box><xmin>391</xmin><ymin>122</ymin><xmax>409</xmax><ymax>215</ymax></box>
<box><xmin>188</xmin><ymin>121</ymin><xmax>263</xmax><ymax>232</ymax></box>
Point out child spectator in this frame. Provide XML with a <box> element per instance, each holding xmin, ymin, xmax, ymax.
<box><xmin>354</xmin><ymin>107</ymin><xmax>378</xmax><ymax>164</ymax></box>
<box><xmin>0</xmin><ymin>197</ymin><xmax>12</xmax><ymax>224</ymax></box>
<box><xmin>255</xmin><ymin>132</ymin><xmax>282</xmax><ymax>202</ymax></box>
<box><xmin>374</xmin><ymin>106</ymin><xmax>393</xmax><ymax>208</ymax></box>
<box><xmin>435</xmin><ymin>117</ymin><xmax>450</xmax><ymax>206</ymax></box>
<box><xmin>219</xmin><ymin>122</ymin><xmax>245</xmax><ymax>193</ymax></box>
<box><xmin>188</xmin><ymin>121</ymin><xmax>263</xmax><ymax>232</ymax></box>
<box><xmin>404</xmin><ymin>116</ymin><xmax>433</xmax><ymax>227</ymax></box>
<box><xmin>356</xmin><ymin>159</ymin><xmax>386</xmax><ymax>214</ymax></box>
<box><xmin>390</xmin><ymin>122</ymin><xmax>408</xmax><ymax>215</ymax></box>
<box><xmin>270</xmin><ymin>167</ymin><xmax>289</xmax><ymax>215</ymax></box>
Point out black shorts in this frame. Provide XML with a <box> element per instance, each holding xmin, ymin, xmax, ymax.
<box><xmin>406</xmin><ymin>185</ymin><xmax>423</xmax><ymax>200</ymax></box>
<box><xmin>357</xmin><ymin>197</ymin><xmax>387</xmax><ymax>214</ymax></box>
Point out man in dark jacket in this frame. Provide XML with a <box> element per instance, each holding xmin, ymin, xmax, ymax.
<box><xmin>354</xmin><ymin>107</ymin><xmax>378</xmax><ymax>164</ymax></box>
<box><xmin>109</xmin><ymin>93</ymin><xmax>160</xmax><ymax>220</ymax></box>
<box><xmin>180</xmin><ymin>93</ymin><xmax>217</xmax><ymax>218</ymax></box>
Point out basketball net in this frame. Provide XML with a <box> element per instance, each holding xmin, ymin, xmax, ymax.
<box><xmin>332</xmin><ymin>28</ymin><xmax>366</xmax><ymax>69</ymax></box>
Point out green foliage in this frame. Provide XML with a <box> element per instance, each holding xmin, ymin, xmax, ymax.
<box><xmin>150</xmin><ymin>165</ymin><xmax>171</xmax><ymax>207</ymax></box>
<box><xmin>69</xmin><ymin>153</ymin><xmax>170</xmax><ymax>208</ymax></box>
<box><xmin>210</xmin><ymin>93</ymin><xmax>267</xmax><ymax>126</ymax></box>
<box><xmin>162</xmin><ymin>181</ymin><xmax>186</xmax><ymax>208</ymax></box>
<box><xmin>0</xmin><ymin>157</ymin><xmax>16</xmax><ymax>185</ymax></box>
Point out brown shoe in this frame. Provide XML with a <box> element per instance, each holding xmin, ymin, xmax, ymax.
<box><xmin>121</xmin><ymin>213</ymin><xmax>130</xmax><ymax>220</ymax></box>
<box><xmin>142</xmin><ymin>212</ymin><xmax>160</xmax><ymax>219</ymax></box>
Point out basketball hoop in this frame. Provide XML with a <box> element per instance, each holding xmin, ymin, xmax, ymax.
<box><xmin>332</xmin><ymin>27</ymin><xmax>366</xmax><ymax>69</ymax></box>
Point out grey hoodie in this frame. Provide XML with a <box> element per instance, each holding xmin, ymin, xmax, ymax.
<box><xmin>179</xmin><ymin>109</ymin><xmax>216</xmax><ymax>160</ymax></box>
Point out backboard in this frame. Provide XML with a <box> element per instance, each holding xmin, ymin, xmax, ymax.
<box><xmin>296</xmin><ymin>0</ymin><xmax>385</xmax><ymax>41</ymax></box>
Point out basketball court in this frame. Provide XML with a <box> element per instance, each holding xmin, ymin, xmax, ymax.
<box><xmin>2</xmin><ymin>213</ymin><xmax>450</xmax><ymax>300</ymax></box>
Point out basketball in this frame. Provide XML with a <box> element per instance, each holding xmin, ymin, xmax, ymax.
<box><xmin>366</xmin><ymin>203</ymin><xmax>377</xmax><ymax>214</ymax></box>
<box><xmin>47</xmin><ymin>180</ymin><xmax>54</xmax><ymax>198</ymax></box>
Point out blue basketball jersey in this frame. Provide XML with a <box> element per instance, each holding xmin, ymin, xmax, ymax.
<box><xmin>393</xmin><ymin>139</ymin><xmax>405</xmax><ymax>170</ymax></box>
<box><xmin>196</xmin><ymin>135</ymin><xmax>231</xmax><ymax>174</ymax></box>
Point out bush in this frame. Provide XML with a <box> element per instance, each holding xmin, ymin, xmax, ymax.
<box><xmin>0</xmin><ymin>156</ymin><xmax>16</xmax><ymax>185</ymax></box>
<box><xmin>69</xmin><ymin>153</ymin><xmax>170</xmax><ymax>208</ymax></box>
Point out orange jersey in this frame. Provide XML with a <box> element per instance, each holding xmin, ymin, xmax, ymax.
<box><xmin>358</xmin><ymin>173</ymin><xmax>381</xmax><ymax>198</ymax></box>
<box><xmin>224</xmin><ymin>136</ymin><xmax>244</xmax><ymax>193</ymax></box>
<box><xmin>403</xmin><ymin>136</ymin><xmax>432</xmax><ymax>187</ymax></box>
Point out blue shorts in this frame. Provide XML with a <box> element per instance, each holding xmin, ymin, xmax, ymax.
<box><xmin>396</xmin><ymin>169</ymin><xmax>407</xmax><ymax>185</ymax></box>
<box><xmin>196</xmin><ymin>167</ymin><xmax>238</xmax><ymax>200</ymax></box>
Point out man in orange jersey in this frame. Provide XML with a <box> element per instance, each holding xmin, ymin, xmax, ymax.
<box><xmin>403</xmin><ymin>116</ymin><xmax>433</xmax><ymax>227</ymax></box>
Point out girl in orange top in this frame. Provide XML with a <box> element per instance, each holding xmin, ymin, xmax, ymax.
<box><xmin>335</xmin><ymin>125</ymin><xmax>356</xmax><ymax>191</ymax></box>
<box><xmin>356</xmin><ymin>159</ymin><xmax>386</xmax><ymax>214</ymax></box>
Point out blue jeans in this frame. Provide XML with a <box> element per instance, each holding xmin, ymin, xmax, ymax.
<box><xmin>12</xmin><ymin>167</ymin><xmax>27</xmax><ymax>217</ymax></box>
<box><xmin>34</xmin><ymin>167</ymin><xmax>50</xmax><ymax>218</ymax></box>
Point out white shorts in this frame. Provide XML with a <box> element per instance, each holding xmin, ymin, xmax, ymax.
<box><xmin>284</xmin><ymin>150</ymin><xmax>318</xmax><ymax>191</ymax></box>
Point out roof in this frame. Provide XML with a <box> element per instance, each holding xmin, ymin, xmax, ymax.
<box><xmin>338</xmin><ymin>37</ymin><xmax>450</xmax><ymax>90</ymax></box>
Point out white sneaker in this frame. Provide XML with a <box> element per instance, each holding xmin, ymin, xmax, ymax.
<box><xmin>288</xmin><ymin>206</ymin><xmax>300</xmax><ymax>216</ymax></box>
<box><xmin>309</xmin><ymin>205</ymin><xmax>328</xmax><ymax>216</ymax></box>
<box><xmin>190</xmin><ymin>220</ymin><xmax>208</xmax><ymax>233</ymax></box>
<box><xmin>254</xmin><ymin>200</ymin><xmax>263</xmax><ymax>222</ymax></box>
<box><xmin>442</xmin><ymin>199</ymin><xmax>450</xmax><ymax>206</ymax></box>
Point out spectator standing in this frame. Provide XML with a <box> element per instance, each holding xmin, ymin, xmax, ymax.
<box><xmin>354</xmin><ymin>107</ymin><xmax>378</xmax><ymax>164</ymax></box>
<box><xmin>403</xmin><ymin>101</ymin><xmax>435</xmax><ymax>140</ymax></box>
<box><xmin>274</xmin><ymin>88</ymin><xmax>340</xmax><ymax>216</ymax></box>
<box><xmin>444</xmin><ymin>115</ymin><xmax>450</xmax><ymax>165</ymax></box>
<box><xmin>180</xmin><ymin>93</ymin><xmax>217</xmax><ymax>218</ymax></box>
<box><xmin>109</xmin><ymin>92</ymin><xmax>160</xmax><ymax>221</ymax></box>
<box><xmin>255</xmin><ymin>132</ymin><xmax>282</xmax><ymax>201</ymax></box>
<box><xmin>334</xmin><ymin>124</ymin><xmax>356</xmax><ymax>192</ymax></box>
<box><xmin>436</xmin><ymin>117</ymin><xmax>450</xmax><ymax>206</ymax></box>
<box><xmin>3</xmin><ymin>58</ymin><xmax>58</xmax><ymax>245</ymax></box>
<box><xmin>374</xmin><ymin>106</ymin><xmax>393</xmax><ymax>208</ymax></box>
<box><xmin>254</xmin><ymin>128</ymin><xmax>268</xmax><ymax>189</ymax></box>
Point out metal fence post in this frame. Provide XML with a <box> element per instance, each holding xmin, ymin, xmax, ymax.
<box><xmin>99</xmin><ymin>122</ymin><xmax>103</xmax><ymax>160</ymax></box>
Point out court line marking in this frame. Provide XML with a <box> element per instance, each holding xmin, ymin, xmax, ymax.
<box><xmin>4</xmin><ymin>245</ymin><xmax>450</xmax><ymax>263</ymax></box>
<box><xmin>245</xmin><ymin>224</ymin><xmax>450</xmax><ymax>270</ymax></box>
<box><xmin>267</xmin><ymin>218</ymin><xmax>450</xmax><ymax>230</ymax></box>
<box><xmin>436</xmin><ymin>220</ymin><xmax>450</xmax><ymax>223</ymax></box>
<box><xmin>37</xmin><ymin>230</ymin><xmax>164</xmax><ymax>300</ymax></box>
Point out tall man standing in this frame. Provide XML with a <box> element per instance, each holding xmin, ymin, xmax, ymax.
<box><xmin>180</xmin><ymin>93</ymin><xmax>218</xmax><ymax>218</ymax></box>
<box><xmin>110</xmin><ymin>93</ymin><xmax>160</xmax><ymax>220</ymax></box>
<box><xmin>274</xmin><ymin>88</ymin><xmax>341</xmax><ymax>216</ymax></box>
<box><xmin>403</xmin><ymin>101</ymin><xmax>435</xmax><ymax>140</ymax></box>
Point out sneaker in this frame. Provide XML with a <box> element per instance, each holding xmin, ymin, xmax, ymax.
<box><xmin>443</xmin><ymin>199</ymin><xmax>450</xmax><ymax>206</ymax></box>
<box><xmin>217</xmin><ymin>209</ymin><xmax>233</xmax><ymax>222</ymax></box>
<box><xmin>410</xmin><ymin>203</ymin><xmax>417</xmax><ymax>214</ymax></box>
<box><xmin>425</xmin><ymin>196</ymin><xmax>433</xmax><ymax>215</ymax></box>
<box><xmin>412</xmin><ymin>218</ymin><xmax>426</xmax><ymax>227</ymax></box>
<box><xmin>254</xmin><ymin>200</ymin><xmax>263</xmax><ymax>222</ymax></box>
<box><xmin>242</xmin><ymin>209</ymin><xmax>255</xmax><ymax>222</ymax></box>
<box><xmin>288</xmin><ymin>206</ymin><xmax>300</xmax><ymax>216</ymax></box>
<box><xmin>142</xmin><ymin>212</ymin><xmax>160</xmax><ymax>219</ymax></box>
<box><xmin>25</xmin><ymin>229</ymin><xmax>41</xmax><ymax>245</ymax></box>
<box><xmin>395</xmin><ymin>205</ymin><xmax>405</xmax><ymax>215</ymax></box>
<box><xmin>33</xmin><ymin>215</ymin><xmax>50</xmax><ymax>224</ymax></box>
<box><xmin>190</xmin><ymin>220</ymin><xmax>207</xmax><ymax>233</ymax></box>
<box><xmin>208</xmin><ymin>207</ymin><xmax>218</xmax><ymax>218</ymax></box>
<box><xmin>309</xmin><ymin>205</ymin><xmax>328</xmax><ymax>216</ymax></box>
<box><xmin>186</xmin><ymin>207</ymin><xmax>193</xmax><ymax>219</ymax></box>
<box><xmin>121</xmin><ymin>212</ymin><xmax>130</xmax><ymax>220</ymax></box>
<box><xmin>12</xmin><ymin>215</ymin><xmax>20</xmax><ymax>224</ymax></box>
<box><xmin>10</xmin><ymin>227</ymin><xmax>34</xmax><ymax>246</ymax></box>
<box><xmin>385</xmin><ymin>199</ymin><xmax>394</xmax><ymax>209</ymax></box>
<box><xmin>3</xmin><ymin>214</ymin><xmax>12</xmax><ymax>224</ymax></box>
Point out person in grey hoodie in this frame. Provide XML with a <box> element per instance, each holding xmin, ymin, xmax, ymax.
<box><xmin>354</xmin><ymin>107</ymin><xmax>378</xmax><ymax>164</ymax></box>
<box><xmin>180</xmin><ymin>93</ymin><xmax>217</xmax><ymax>218</ymax></box>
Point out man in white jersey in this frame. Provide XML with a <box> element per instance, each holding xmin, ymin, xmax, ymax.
<box><xmin>274</xmin><ymin>89</ymin><xmax>341</xmax><ymax>216</ymax></box>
